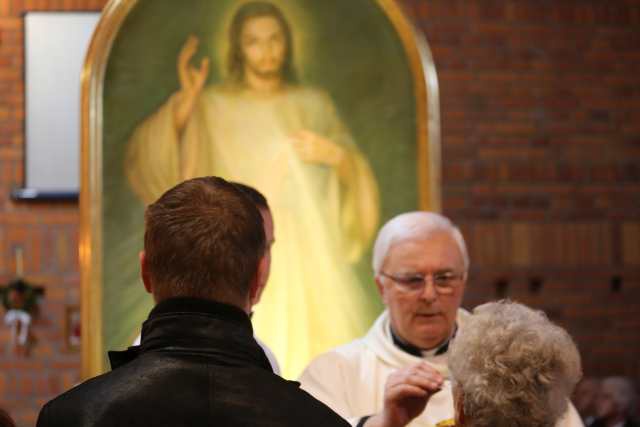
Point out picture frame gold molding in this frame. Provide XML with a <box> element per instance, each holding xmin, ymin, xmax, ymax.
<box><xmin>80</xmin><ymin>0</ymin><xmax>441</xmax><ymax>379</ymax></box>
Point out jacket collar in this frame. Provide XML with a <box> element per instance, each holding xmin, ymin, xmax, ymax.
<box><xmin>109</xmin><ymin>297</ymin><xmax>271</xmax><ymax>372</ymax></box>
<box><xmin>390</xmin><ymin>325</ymin><xmax>455</xmax><ymax>358</ymax></box>
<box><xmin>147</xmin><ymin>297</ymin><xmax>252</xmax><ymax>330</ymax></box>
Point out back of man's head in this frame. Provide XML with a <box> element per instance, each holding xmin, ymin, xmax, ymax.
<box><xmin>143</xmin><ymin>176</ymin><xmax>265</xmax><ymax>305</ymax></box>
<box><xmin>232</xmin><ymin>182</ymin><xmax>269</xmax><ymax>211</ymax></box>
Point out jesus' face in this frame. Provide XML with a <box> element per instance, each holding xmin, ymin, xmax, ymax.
<box><xmin>240</xmin><ymin>15</ymin><xmax>287</xmax><ymax>80</ymax></box>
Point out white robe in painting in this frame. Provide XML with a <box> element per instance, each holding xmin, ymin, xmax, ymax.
<box><xmin>126</xmin><ymin>84</ymin><xmax>379</xmax><ymax>378</ymax></box>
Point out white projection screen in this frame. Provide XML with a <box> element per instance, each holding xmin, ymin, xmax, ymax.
<box><xmin>22</xmin><ymin>12</ymin><xmax>99</xmax><ymax>198</ymax></box>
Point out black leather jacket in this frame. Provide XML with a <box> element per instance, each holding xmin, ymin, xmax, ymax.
<box><xmin>37</xmin><ymin>297</ymin><xmax>350</xmax><ymax>427</ymax></box>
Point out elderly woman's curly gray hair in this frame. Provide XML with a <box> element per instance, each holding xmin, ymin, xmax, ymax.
<box><xmin>448</xmin><ymin>300</ymin><xmax>582</xmax><ymax>427</ymax></box>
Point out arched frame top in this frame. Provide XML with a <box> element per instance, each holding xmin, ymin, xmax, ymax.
<box><xmin>80</xmin><ymin>0</ymin><xmax>441</xmax><ymax>378</ymax></box>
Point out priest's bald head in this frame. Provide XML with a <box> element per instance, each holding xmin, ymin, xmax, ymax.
<box><xmin>372</xmin><ymin>212</ymin><xmax>469</xmax><ymax>350</ymax></box>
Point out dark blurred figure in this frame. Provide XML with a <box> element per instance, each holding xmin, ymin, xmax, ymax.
<box><xmin>592</xmin><ymin>377</ymin><xmax>638</xmax><ymax>427</ymax></box>
<box><xmin>574</xmin><ymin>377</ymin><xmax>601</xmax><ymax>426</ymax></box>
<box><xmin>0</xmin><ymin>408</ymin><xmax>16</xmax><ymax>427</ymax></box>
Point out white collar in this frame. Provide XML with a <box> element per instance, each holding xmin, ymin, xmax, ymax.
<box><xmin>363</xmin><ymin>308</ymin><xmax>471</xmax><ymax>378</ymax></box>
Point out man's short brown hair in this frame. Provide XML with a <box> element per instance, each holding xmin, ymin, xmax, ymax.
<box><xmin>143</xmin><ymin>176</ymin><xmax>265</xmax><ymax>303</ymax></box>
<box><xmin>232</xmin><ymin>182</ymin><xmax>269</xmax><ymax>211</ymax></box>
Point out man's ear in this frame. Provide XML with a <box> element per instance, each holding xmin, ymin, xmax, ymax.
<box><xmin>249</xmin><ymin>255</ymin><xmax>268</xmax><ymax>308</ymax></box>
<box><xmin>139</xmin><ymin>251</ymin><xmax>153</xmax><ymax>294</ymax></box>
<box><xmin>375</xmin><ymin>274</ymin><xmax>388</xmax><ymax>305</ymax></box>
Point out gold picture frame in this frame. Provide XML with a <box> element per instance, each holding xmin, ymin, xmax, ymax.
<box><xmin>80</xmin><ymin>0</ymin><xmax>441</xmax><ymax>378</ymax></box>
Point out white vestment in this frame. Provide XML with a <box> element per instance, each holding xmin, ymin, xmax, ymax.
<box><xmin>300</xmin><ymin>309</ymin><xmax>584</xmax><ymax>427</ymax></box>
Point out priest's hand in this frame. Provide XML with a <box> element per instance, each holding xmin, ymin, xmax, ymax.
<box><xmin>174</xmin><ymin>34</ymin><xmax>210</xmax><ymax>134</ymax></box>
<box><xmin>365</xmin><ymin>362</ymin><xmax>444</xmax><ymax>427</ymax></box>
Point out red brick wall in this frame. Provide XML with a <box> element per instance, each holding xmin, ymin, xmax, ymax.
<box><xmin>401</xmin><ymin>0</ymin><xmax>640</xmax><ymax>379</ymax></box>
<box><xmin>0</xmin><ymin>1</ymin><xmax>107</xmax><ymax>426</ymax></box>
<box><xmin>1</xmin><ymin>0</ymin><xmax>639</xmax><ymax>425</ymax></box>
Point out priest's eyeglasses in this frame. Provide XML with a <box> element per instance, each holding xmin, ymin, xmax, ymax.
<box><xmin>379</xmin><ymin>271</ymin><xmax>464</xmax><ymax>295</ymax></box>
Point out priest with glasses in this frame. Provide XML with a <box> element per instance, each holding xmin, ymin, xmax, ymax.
<box><xmin>300</xmin><ymin>211</ymin><xmax>584</xmax><ymax>427</ymax></box>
